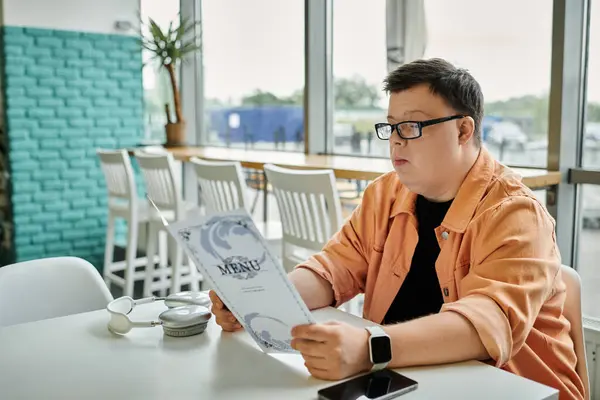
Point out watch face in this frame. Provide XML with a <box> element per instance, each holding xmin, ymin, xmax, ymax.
<box><xmin>370</xmin><ymin>335</ymin><xmax>392</xmax><ymax>364</ymax></box>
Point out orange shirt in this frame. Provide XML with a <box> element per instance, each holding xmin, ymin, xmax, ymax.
<box><xmin>297</xmin><ymin>148</ymin><xmax>584</xmax><ymax>400</ymax></box>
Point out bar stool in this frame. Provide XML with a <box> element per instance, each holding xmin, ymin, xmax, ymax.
<box><xmin>134</xmin><ymin>150</ymin><xmax>202</xmax><ymax>296</ymax></box>
<box><xmin>97</xmin><ymin>149</ymin><xmax>165</xmax><ymax>297</ymax></box>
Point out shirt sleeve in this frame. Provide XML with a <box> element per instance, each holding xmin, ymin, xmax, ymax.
<box><xmin>294</xmin><ymin>183</ymin><xmax>374</xmax><ymax>307</ymax></box>
<box><xmin>440</xmin><ymin>196</ymin><xmax>560</xmax><ymax>367</ymax></box>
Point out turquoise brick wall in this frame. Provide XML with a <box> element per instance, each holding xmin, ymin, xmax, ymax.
<box><xmin>2</xmin><ymin>26</ymin><xmax>144</xmax><ymax>267</ymax></box>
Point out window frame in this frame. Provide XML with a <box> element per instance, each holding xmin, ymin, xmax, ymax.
<box><xmin>183</xmin><ymin>0</ymin><xmax>600</xmax><ymax>269</ymax></box>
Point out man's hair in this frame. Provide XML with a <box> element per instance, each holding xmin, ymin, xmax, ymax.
<box><xmin>383</xmin><ymin>58</ymin><xmax>484</xmax><ymax>146</ymax></box>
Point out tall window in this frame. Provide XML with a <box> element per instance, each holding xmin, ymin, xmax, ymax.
<box><xmin>332</xmin><ymin>0</ymin><xmax>388</xmax><ymax>158</ymax></box>
<box><xmin>200</xmin><ymin>0</ymin><xmax>305</xmax><ymax>151</ymax></box>
<box><xmin>141</xmin><ymin>0</ymin><xmax>181</xmax><ymax>144</ymax></box>
<box><xmin>584</xmin><ymin>1</ymin><xmax>600</xmax><ymax>170</ymax></box>
<box><xmin>576</xmin><ymin>1</ymin><xmax>600</xmax><ymax>319</ymax></box>
<box><xmin>577</xmin><ymin>185</ymin><xmax>600</xmax><ymax>318</ymax></box>
<box><xmin>332</xmin><ymin>0</ymin><xmax>553</xmax><ymax>168</ymax></box>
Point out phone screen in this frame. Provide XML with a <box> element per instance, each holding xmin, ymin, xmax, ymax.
<box><xmin>317</xmin><ymin>369</ymin><xmax>418</xmax><ymax>400</ymax></box>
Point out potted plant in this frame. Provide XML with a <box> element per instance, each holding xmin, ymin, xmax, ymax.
<box><xmin>139</xmin><ymin>16</ymin><xmax>202</xmax><ymax>146</ymax></box>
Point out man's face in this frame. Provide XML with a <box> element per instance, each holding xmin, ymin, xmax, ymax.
<box><xmin>387</xmin><ymin>84</ymin><xmax>471</xmax><ymax>197</ymax></box>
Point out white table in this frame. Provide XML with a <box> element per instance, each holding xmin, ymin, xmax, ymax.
<box><xmin>0</xmin><ymin>303</ymin><xmax>558</xmax><ymax>400</ymax></box>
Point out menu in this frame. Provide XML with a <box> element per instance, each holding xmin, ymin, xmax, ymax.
<box><xmin>164</xmin><ymin>208</ymin><xmax>315</xmax><ymax>353</ymax></box>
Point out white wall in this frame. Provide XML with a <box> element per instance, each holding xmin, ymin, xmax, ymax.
<box><xmin>1</xmin><ymin>0</ymin><xmax>139</xmax><ymax>35</ymax></box>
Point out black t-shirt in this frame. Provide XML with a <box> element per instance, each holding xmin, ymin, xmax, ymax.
<box><xmin>382</xmin><ymin>195</ymin><xmax>453</xmax><ymax>325</ymax></box>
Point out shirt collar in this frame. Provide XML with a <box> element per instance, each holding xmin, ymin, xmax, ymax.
<box><xmin>389</xmin><ymin>147</ymin><xmax>495</xmax><ymax>233</ymax></box>
<box><xmin>389</xmin><ymin>185</ymin><xmax>417</xmax><ymax>219</ymax></box>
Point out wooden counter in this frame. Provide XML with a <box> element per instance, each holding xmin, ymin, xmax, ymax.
<box><xmin>136</xmin><ymin>146</ymin><xmax>561</xmax><ymax>190</ymax></box>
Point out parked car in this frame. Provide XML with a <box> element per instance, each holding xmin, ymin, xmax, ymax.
<box><xmin>585</xmin><ymin>122</ymin><xmax>600</xmax><ymax>142</ymax></box>
<box><xmin>485</xmin><ymin>121</ymin><xmax>528</xmax><ymax>149</ymax></box>
<box><xmin>333</xmin><ymin>122</ymin><xmax>354</xmax><ymax>146</ymax></box>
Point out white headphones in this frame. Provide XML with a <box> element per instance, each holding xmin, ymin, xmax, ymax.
<box><xmin>107</xmin><ymin>291</ymin><xmax>212</xmax><ymax>337</ymax></box>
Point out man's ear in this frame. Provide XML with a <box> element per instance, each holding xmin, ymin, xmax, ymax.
<box><xmin>457</xmin><ymin>116</ymin><xmax>475</xmax><ymax>145</ymax></box>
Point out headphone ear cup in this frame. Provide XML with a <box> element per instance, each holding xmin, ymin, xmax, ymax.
<box><xmin>164</xmin><ymin>292</ymin><xmax>211</xmax><ymax>308</ymax></box>
<box><xmin>158</xmin><ymin>305</ymin><xmax>212</xmax><ymax>337</ymax></box>
<box><xmin>162</xmin><ymin>322</ymin><xmax>209</xmax><ymax>337</ymax></box>
<box><xmin>108</xmin><ymin>314</ymin><xmax>133</xmax><ymax>335</ymax></box>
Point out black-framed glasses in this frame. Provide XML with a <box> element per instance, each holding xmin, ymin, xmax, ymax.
<box><xmin>374</xmin><ymin>114</ymin><xmax>466</xmax><ymax>140</ymax></box>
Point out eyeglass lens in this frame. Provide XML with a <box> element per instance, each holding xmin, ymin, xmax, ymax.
<box><xmin>376</xmin><ymin>122</ymin><xmax>420</xmax><ymax>140</ymax></box>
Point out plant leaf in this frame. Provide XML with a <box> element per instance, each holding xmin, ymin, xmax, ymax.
<box><xmin>175</xmin><ymin>16</ymin><xmax>189</xmax><ymax>41</ymax></box>
<box><xmin>177</xmin><ymin>18</ymin><xmax>202</xmax><ymax>42</ymax></box>
<box><xmin>139</xmin><ymin>13</ymin><xmax>201</xmax><ymax>66</ymax></box>
<box><xmin>148</xmin><ymin>18</ymin><xmax>167</xmax><ymax>43</ymax></box>
<box><xmin>179</xmin><ymin>42</ymin><xmax>202</xmax><ymax>56</ymax></box>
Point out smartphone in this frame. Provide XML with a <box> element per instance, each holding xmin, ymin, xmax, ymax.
<box><xmin>317</xmin><ymin>369</ymin><xmax>418</xmax><ymax>400</ymax></box>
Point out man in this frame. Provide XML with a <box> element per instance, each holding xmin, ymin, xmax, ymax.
<box><xmin>210</xmin><ymin>58</ymin><xmax>584</xmax><ymax>400</ymax></box>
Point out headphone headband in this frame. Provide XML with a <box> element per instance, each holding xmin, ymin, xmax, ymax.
<box><xmin>106</xmin><ymin>292</ymin><xmax>212</xmax><ymax>337</ymax></box>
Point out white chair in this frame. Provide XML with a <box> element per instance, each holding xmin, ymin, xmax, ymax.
<box><xmin>561</xmin><ymin>265</ymin><xmax>591</xmax><ymax>400</ymax></box>
<box><xmin>263</xmin><ymin>164</ymin><xmax>343</xmax><ymax>270</ymax></box>
<box><xmin>264</xmin><ymin>164</ymin><xmax>362</xmax><ymax>315</ymax></box>
<box><xmin>0</xmin><ymin>257</ymin><xmax>113</xmax><ymax>327</ymax></box>
<box><xmin>189</xmin><ymin>157</ymin><xmax>248</xmax><ymax>212</ymax></box>
<box><xmin>135</xmin><ymin>151</ymin><xmax>201</xmax><ymax>296</ymax></box>
<box><xmin>189</xmin><ymin>157</ymin><xmax>282</xmax><ymax>241</ymax></box>
<box><xmin>97</xmin><ymin>149</ymin><xmax>167</xmax><ymax>297</ymax></box>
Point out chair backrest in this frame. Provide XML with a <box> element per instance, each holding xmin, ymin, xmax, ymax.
<box><xmin>0</xmin><ymin>257</ymin><xmax>113</xmax><ymax>327</ymax></box>
<box><xmin>96</xmin><ymin>149</ymin><xmax>137</xmax><ymax>202</ymax></box>
<box><xmin>189</xmin><ymin>157</ymin><xmax>248</xmax><ymax>213</ymax></box>
<box><xmin>264</xmin><ymin>164</ymin><xmax>343</xmax><ymax>269</ymax></box>
<box><xmin>134</xmin><ymin>151</ymin><xmax>182</xmax><ymax>213</ymax></box>
<box><xmin>561</xmin><ymin>264</ymin><xmax>590</xmax><ymax>400</ymax></box>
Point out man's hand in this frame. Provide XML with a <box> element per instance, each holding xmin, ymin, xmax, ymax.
<box><xmin>291</xmin><ymin>321</ymin><xmax>371</xmax><ymax>380</ymax></box>
<box><xmin>209</xmin><ymin>290</ymin><xmax>243</xmax><ymax>332</ymax></box>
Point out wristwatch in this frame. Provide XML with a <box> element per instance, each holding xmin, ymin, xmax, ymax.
<box><xmin>365</xmin><ymin>325</ymin><xmax>392</xmax><ymax>371</ymax></box>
